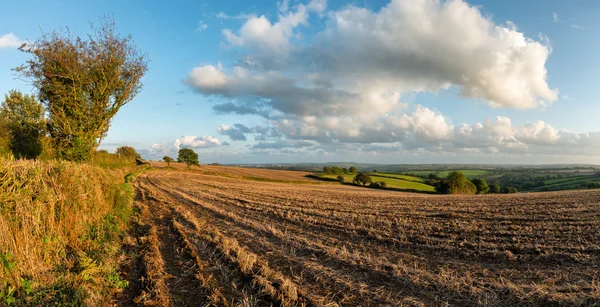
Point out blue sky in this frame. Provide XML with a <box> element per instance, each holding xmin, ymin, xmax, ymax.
<box><xmin>2</xmin><ymin>0</ymin><xmax>600</xmax><ymax>164</ymax></box>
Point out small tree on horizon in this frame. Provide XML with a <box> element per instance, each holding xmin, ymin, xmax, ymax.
<box><xmin>349</xmin><ymin>166</ymin><xmax>358</xmax><ymax>174</ymax></box>
<box><xmin>470</xmin><ymin>178</ymin><xmax>490</xmax><ymax>194</ymax></box>
<box><xmin>163</xmin><ymin>156</ymin><xmax>174</xmax><ymax>167</ymax></box>
<box><xmin>177</xmin><ymin>148</ymin><xmax>199</xmax><ymax>168</ymax></box>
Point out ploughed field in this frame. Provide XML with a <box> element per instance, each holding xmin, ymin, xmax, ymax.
<box><xmin>124</xmin><ymin>167</ymin><xmax>600</xmax><ymax>306</ymax></box>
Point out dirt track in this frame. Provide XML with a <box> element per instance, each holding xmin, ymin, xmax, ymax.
<box><xmin>121</xmin><ymin>168</ymin><xmax>600</xmax><ymax>306</ymax></box>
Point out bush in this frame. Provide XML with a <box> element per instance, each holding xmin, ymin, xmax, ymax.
<box><xmin>1</xmin><ymin>90</ymin><xmax>46</xmax><ymax>159</ymax></box>
<box><xmin>336</xmin><ymin>175</ymin><xmax>345</xmax><ymax>182</ymax></box>
<box><xmin>369</xmin><ymin>181</ymin><xmax>388</xmax><ymax>189</ymax></box>
<box><xmin>349</xmin><ymin>166</ymin><xmax>357</xmax><ymax>174</ymax></box>
<box><xmin>490</xmin><ymin>184</ymin><xmax>501</xmax><ymax>194</ymax></box>
<box><xmin>163</xmin><ymin>156</ymin><xmax>174</xmax><ymax>167</ymax></box>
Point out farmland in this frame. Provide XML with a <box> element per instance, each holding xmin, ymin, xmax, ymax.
<box><xmin>319</xmin><ymin>173</ymin><xmax>436</xmax><ymax>192</ymax></box>
<box><xmin>122</xmin><ymin>165</ymin><xmax>600</xmax><ymax>306</ymax></box>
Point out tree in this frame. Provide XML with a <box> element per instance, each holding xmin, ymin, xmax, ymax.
<box><xmin>0</xmin><ymin>90</ymin><xmax>45</xmax><ymax>159</ymax></box>
<box><xmin>503</xmin><ymin>187</ymin><xmax>518</xmax><ymax>194</ymax></box>
<box><xmin>435</xmin><ymin>171</ymin><xmax>477</xmax><ymax>194</ymax></box>
<box><xmin>323</xmin><ymin>167</ymin><xmax>332</xmax><ymax>174</ymax></box>
<box><xmin>353</xmin><ymin>173</ymin><xmax>372</xmax><ymax>186</ymax></box>
<box><xmin>177</xmin><ymin>148</ymin><xmax>199</xmax><ymax>168</ymax></box>
<box><xmin>490</xmin><ymin>184</ymin><xmax>501</xmax><ymax>194</ymax></box>
<box><xmin>336</xmin><ymin>175</ymin><xmax>345</xmax><ymax>182</ymax></box>
<box><xmin>15</xmin><ymin>18</ymin><xmax>148</xmax><ymax>161</ymax></box>
<box><xmin>342</xmin><ymin>167</ymin><xmax>348</xmax><ymax>174</ymax></box>
<box><xmin>349</xmin><ymin>166</ymin><xmax>358</xmax><ymax>174</ymax></box>
<box><xmin>163</xmin><ymin>156</ymin><xmax>174</xmax><ymax>167</ymax></box>
<box><xmin>470</xmin><ymin>178</ymin><xmax>490</xmax><ymax>194</ymax></box>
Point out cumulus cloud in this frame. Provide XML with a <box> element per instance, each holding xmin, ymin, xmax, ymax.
<box><xmin>183</xmin><ymin>0</ymin><xmax>600</xmax><ymax>160</ymax></box>
<box><xmin>0</xmin><ymin>33</ymin><xmax>22</xmax><ymax>49</ymax></box>
<box><xmin>174</xmin><ymin>135</ymin><xmax>223</xmax><ymax>150</ymax></box>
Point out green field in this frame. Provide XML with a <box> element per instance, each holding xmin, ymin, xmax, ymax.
<box><xmin>321</xmin><ymin>174</ymin><xmax>435</xmax><ymax>192</ymax></box>
<box><xmin>368</xmin><ymin>173</ymin><xmax>425</xmax><ymax>182</ymax></box>
<box><xmin>409</xmin><ymin>170</ymin><xmax>489</xmax><ymax>178</ymax></box>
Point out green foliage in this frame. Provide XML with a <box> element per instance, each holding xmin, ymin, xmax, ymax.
<box><xmin>177</xmin><ymin>148</ymin><xmax>199</xmax><ymax>168</ymax></box>
<box><xmin>91</xmin><ymin>150</ymin><xmax>135</xmax><ymax>168</ymax></box>
<box><xmin>470</xmin><ymin>178</ymin><xmax>490</xmax><ymax>194</ymax></box>
<box><xmin>15</xmin><ymin>18</ymin><xmax>148</xmax><ymax>161</ymax></box>
<box><xmin>0</xmin><ymin>90</ymin><xmax>46</xmax><ymax>159</ymax></box>
<box><xmin>115</xmin><ymin>146</ymin><xmax>140</xmax><ymax>160</ymax></box>
<box><xmin>353</xmin><ymin>173</ymin><xmax>372</xmax><ymax>186</ymax></box>
<box><xmin>503</xmin><ymin>187</ymin><xmax>518</xmax><ymax>194</ymax></box>
<box><xmin>336</xmin><ymin>175</ymin><xmax>344</xmax><ymax>182</ymax></box>
<box><xmin>369</xmin><ymin>181</ymin><xmax>388</xmax><ymax>189</ymax></box>
<box><xmin>490</xmin><ymin>184</ymin><xmax>501</xmax><ymax>194</ymax></box>
<box><xmin>436</xmin><ymin>171</ymin><xmax>477</xmax><ymax>194</ymax></box>
<box><xmin>163</xmin><ymin>156</ymin><xmax>174</xmax><ymax>167</ymax></box>
<box><xmin>349</xmin><ymin>166</ymin><xmax>357</xmax><ymax>174</ymax></box>
<box><xmin>586</xmin><ymin>182</ymin><xmax>600</xmax><ymax>189</ymax></box>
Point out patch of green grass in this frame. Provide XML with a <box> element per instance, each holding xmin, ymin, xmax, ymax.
<box><xmin>321</xmin><ymin>174</ymin><xmax>435</xmax><ymax>192</ymax></box>
<box><xmin>366</xmin><ymin>173</ymin><xmax>424</xmax><ymax>182</ymax></box>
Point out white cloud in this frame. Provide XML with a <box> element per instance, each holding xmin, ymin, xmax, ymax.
<box><xmin>198</xmin><ymin>20</ymin><xmax>208</xmax><ymax>31</ymax></box>
<box><xmin>553</xmin><ymin>12</ymin><xmax>558</xmax><ymax>23</ymax></box>
<box><xmin>0</xmin><ymin>33</ymin><xmax>22</xmax><ymax>49</ymax></box>
<box><xmin>174</xmin><ymin>135</ymin><xmax>223</xmax><ymax>150</ymax></box>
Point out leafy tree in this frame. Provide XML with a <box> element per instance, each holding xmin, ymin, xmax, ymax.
<box><xmin>163</xmin><ymin>156</ymin><xmax>174</xmax><ymax>167</ymax></box>
<box><xmin>115</xmin><ymin>146</ymin><xmax>139</xmax><ymax>159</ymax></box>
<box><xmin>503</xmin><ymin>187</ymin><xmax>518</xmax><ymax>194</ymax></box>
<box><xmin>470</xmin><ymin>178</ymin><xmax>490</xmax><ymax>194</ymax></box>
<box><xmin>0</xmin><ymin>116</ymin><xmax>11</xmax><ymax>157</ymax></box>
<box><xmin>349</xmin><ymin>166</ymin><xmax>358</xmax><ymax>174</ymax></box>
<box><xmin>323</xmin><ymin>167</ymin><xmax>332</xmax><ymax>174</ymax></box>
<box><xmin>435</xmin><ymin>171</ymin><xmax>477</xmax><ymax>194</ymax></box>
<box><xmin>331</xmin><ymin>166</ymin><xmax>343</xmax><ymax>175</ymax></box>
<box><xmin>15</xmin><ymin>18</ymin><xmax>148</xmax><ymax>161</ymax></box>
<box><xmin>336</xmin><ymin>175</ymin><xmax>345</xmax><ymax>182</ymax></box>
<box><xmin>369</xmin><ymin>181</ymin><xmax>387</xmax><ymax>189</ymax></box>
<box><xmin>177</xmin><ymin>148</ymin><xmax>199</xmax><ymax>168</ymax></box>
<box><xmin>353</xmin><ymin>173</ymin><xmax>372</xmax><ymax>186</ymax></box>
<box><xmin>0</xmin><ymin>90</ymin><xmax>45</xmax><ymax>159</ymax></box>
<box><xmin>342</xmin><ymin>167</ymin><xmax>348</xmax><ymax>174</ymax></box>
<box><xmin>490</xmin><ymin>184</ymin><xmax>501</xmax><ymax>194</ymax></box>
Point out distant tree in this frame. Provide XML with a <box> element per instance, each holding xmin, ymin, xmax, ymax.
<box><xmin>177</xmin><ymin>148</ymin><xmax>199</xmax><ymax>168</ymax></box>
<box><xmin>342</xmin><ymin>167</ymin><xmax>348</xmax><ymax>174</ymax></box>
<box><xmin>373</xmin><ymin>170</ymin><xmax>378</xmax><ymax>173</ymax></box>
<box><xmin>115</xmin><ymin>146</ymin><xmax>139</xmax><ymax>159</ymax></box>
<box><xmin>163</xmin><ymin>156</ymin><xmax>174</xmax><ymax>167</ymax></box>
<box><xmin>470</xmin><ymin>178</ymin><xmax>490</xmax><ymax>194</ymax></box>
<box><xmin>323</xmin><ymin>167</ymin><xmax>332</xmax><ymax>174</ymax></box>
<box><xmin>369</xmin><ymin>181</ymin><xmax>387</xmax><ymax>189</ymax></box>
<box><xmin>503</xmin><ymin>187</ymin><xmax>518</xmax><ymax>194</ymax></box>
<box><xmin>428</xmin><ymin>173</ymin><xmax>442</xmax><ymax>180</ymax></box>
<box><xmin>336</xmin><ymin>175</ymin><xmax>345</xmax><ymax>182</ymax></box>
<box><xmin>331</xmin><ymin>166</ymin><xmax>343</xmax><ymax>175</ymax></box>
<box><xmin>436</xmin><ymin>171</ymin><xmax>477</xmax><ymax>194</ymax></box>
<box><xmin>0</xmin><ymin>90</ymin><xmax>45</xmax><ymax>159</ymax></box>
<box><xmin>490</xmin><ymin>184</ymin><xmax>501</xmax><ymax>194</ymax></box>
<box><xmin>349</xmin><ymin>166</ymin><xmax>358</xmax><ymax>174</ymax></box>
<box><xmin>353</xmin><ymin>173</ymin><xmax>372</xmax><ymax>186</ymax></box>
<box><xmin>15</xmin><ymin>17</ymin><xmax>148</xmax><ymax>161</ymax></box>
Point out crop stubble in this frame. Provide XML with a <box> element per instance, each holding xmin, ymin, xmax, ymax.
<box><xmin>125</xmin><ymin>168</ymin><xmax>600</xmax><ymax>306</ymax></box>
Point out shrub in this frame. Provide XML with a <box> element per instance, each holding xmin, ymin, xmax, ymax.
<box><xmin>369</xmin><ymin>181</ymin><xmax>388</xmax><ymax>189</ymax></box>
<box><xmin>336</xmin><ymin>175</ymin><xmax>345</xmax><ymax>182</ymax></box>
<box><xmin>115</xmin><ymin>146</ymin><xmax>140</xmax><ymax>160</ymax></box>
<box><xmin>490</xmin><ymin>184</ymin><xmax>501</xmax><ymax>194</ymax></box>
<box><xmin>0</xmin><ymin>90</ymin><xmax>46</xmax><ymax>159</ymax></box>
<box><xmin>349</xmin><ymin>166</ymin><xmax>358</xmax><ymax>174</ymax></box>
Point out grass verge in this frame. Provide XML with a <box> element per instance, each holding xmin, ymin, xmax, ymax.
<box><xmin>0</xmin><ymin>157</ymin><xmax>147</xmax><ymax>306</ymax></box>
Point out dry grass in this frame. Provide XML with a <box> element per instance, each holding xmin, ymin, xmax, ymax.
<box><xmin>129</xmin><ymin>167</ymin><xmax>600</xmax><ymax>306</ymax></box>
<box><xmin>0</xmin><ymin>157</ymin><xmax>137</xmax><ymax>305</ymax></box>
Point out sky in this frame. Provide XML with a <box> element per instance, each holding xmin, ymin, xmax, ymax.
<box><xmin>2</xmin><ymin>0</ymin><xmax>600</xmax><ymax>164</ymax></box>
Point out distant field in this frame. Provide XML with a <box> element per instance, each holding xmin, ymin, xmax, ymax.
<box><xmin>321</xmin><ymin>174</ymin><xmax>435</xmax><ymax>192</ymax></box>
<box><xmin>368</xmin><ymin>172</ymin><xmax>425</xmax><ymax>182</ymax></box>
<box><xmin>410</xmin><ymin>169</ymin><xmax>489</xmax><ymax>178</ymax></box>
